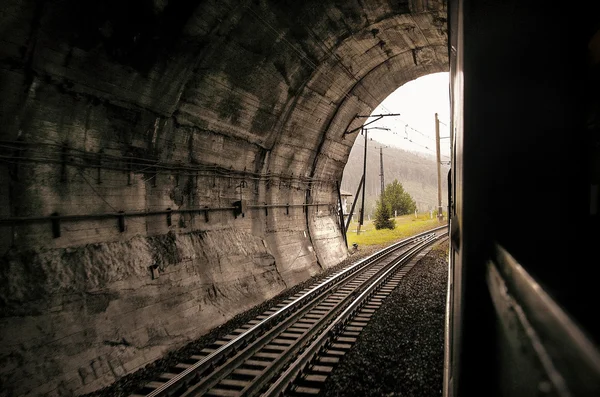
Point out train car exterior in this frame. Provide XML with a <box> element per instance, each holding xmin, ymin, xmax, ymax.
<box><xmin>444</xmin><ymin>0</ymin><xmax>600</xmax><ymax>396</ymax></box>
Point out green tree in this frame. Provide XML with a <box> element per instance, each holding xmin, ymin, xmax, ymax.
<box><xmin>384</xmin><ymin>179</ymin><xmax>417</xmax><ymax>215</ymax></box>
<box><xmin>374</xmin><ymin>198</ymin><xmax>396</xmax><ymax>230</ymax></box>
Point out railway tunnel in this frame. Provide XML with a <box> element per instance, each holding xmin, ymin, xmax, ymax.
<box><xmin>0</xmin><ymin>0</ymin><xmax>448</xmax><ymax>395</ymax></box>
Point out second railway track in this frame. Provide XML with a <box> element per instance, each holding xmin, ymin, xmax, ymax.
<box><xmin>130</xmin><ymin>225</ymin><xmax>448</xmax><ymax>397</ymax></box>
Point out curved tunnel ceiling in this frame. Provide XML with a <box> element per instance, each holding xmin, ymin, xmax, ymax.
<box><xmin>178</xmin><ymin>1</ymin><xmax>449</xmax><ymax>183</ymax></box>
<box><xmin>0</xmin><ymin>1</ymin><xmax>449</xmax><ymax>395</ymax></box>
<box><xmin>3</xmin><ymin>0</ymin><xmax>448</xmax><ymax>181</ymax></box>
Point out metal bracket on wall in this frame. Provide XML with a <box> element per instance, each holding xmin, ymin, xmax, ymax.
<box><xmin>127</xmin><ymin>157</ymin><xmax>133</xmax><ymax>185</ymax></box>
<box><xmin>60</xmin><ymin>145</ymin><xmax>68</xmax><ymax>182</ymax></box>
<box><xmin>9</xmin><ymin>141</ymin><xmax>24</xmax><ymax>181</ymax></box>
<box><xmin>233</xmin><ymin>200</ymin><xmax>246</xmax><ymax>219</ymax></box>
<box><xmin>96</xmin><ymin>150</ymin><xmax>103</xmax><ymax>184</ymax></box>
<box><xmin>51</xmin><ymin>212</ymin><xmax>60</xmax><ymax>238</ymax></box>
<box><xmin>118</xmin><ymin>211</ymin><xmax>125</xmax><ymax>232</ymax></box>
<box><xmin>149</xmin><ymin>264</ymin><xmax>160</xmax><ymax>279</ymax></box>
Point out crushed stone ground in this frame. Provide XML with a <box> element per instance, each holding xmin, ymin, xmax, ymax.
<box><xmin>320</xmin><ymin>240</ymin><xmax>449</xmax><ymax>397</ymax></box>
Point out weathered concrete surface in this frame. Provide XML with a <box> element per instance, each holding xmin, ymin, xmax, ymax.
<box><xmin>0</xmin><ymin>228</ymin><xmax>287</xmax><ymax>396</ymax></box>
<box><xmin>0</xmin><ymin>0</ymin><xmax>448</xmax><ymax>394</ymax></box>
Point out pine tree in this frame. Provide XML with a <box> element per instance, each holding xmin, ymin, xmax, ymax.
<box><xmin>384</xmin><ymin>179</ymin><xmax>417</xmax><ymax>215</ymax></box>
<box><xmin>374</xmin><ymin>198</ymin><xmax>396</xmax><ymax>230</ymax></box>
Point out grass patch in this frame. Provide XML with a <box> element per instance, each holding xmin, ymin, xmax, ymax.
<box><xmin>347</xmin><ymin>213</ymin><xmax>447</xmax><ymax>247</ymax></box>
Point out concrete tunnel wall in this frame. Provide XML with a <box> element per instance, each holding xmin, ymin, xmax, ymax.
<box><xmin>0</xmin><ymin>0</ymin><xmax>448</xmax><ymax>395</ymax></box>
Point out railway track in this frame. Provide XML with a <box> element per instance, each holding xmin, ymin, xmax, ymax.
<box><xmin>130</xmin><ymin>226</ymin><xmax>448</xmax><ymax>397</ymax></box>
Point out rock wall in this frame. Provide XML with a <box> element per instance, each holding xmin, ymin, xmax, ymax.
<box><xmin>0</xmin><ymin>228</ymin><xmax>288</xmax><ymax>395</ymax></box>
<box><xmin>0</xmin><ymin>0</ymin><xmax>447</xmax><ymax>395</ymax></box>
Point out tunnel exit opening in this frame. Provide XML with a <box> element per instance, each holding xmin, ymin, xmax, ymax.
<box><xmin>339</xmin><ymin>73</ymin><xmax>450</xmax><ymax>242</ymax></box>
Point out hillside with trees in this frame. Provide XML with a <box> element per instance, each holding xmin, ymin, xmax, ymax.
<box><xmin>341</xmin><ymin>138</ymin><xmax>449</xmax><ymax>219</ymax></box>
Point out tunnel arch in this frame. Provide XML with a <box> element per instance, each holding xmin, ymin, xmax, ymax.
<box><xmin>0</xmin><ymin>1</ymin><xmax>448</xmax><ymax>395</ymax></box>
<box><xmin>254</xmin><ymin>10</ymin><xmax>448</xmax><ymax>271</ymax></box>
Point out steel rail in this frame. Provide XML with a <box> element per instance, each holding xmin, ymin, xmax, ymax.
<box><xmin>138</xmin><ymin>225</ymin><xmax>446</xmax><ymax>397</ymax></box>
<box><xmin>237</xmin><ymin>233</ymin><xmax>439</xmax><ymax>397</ymax></box>
<box><xmin>177</xmin><ymin>237</ymin><xmax>421</xmax><ymax>396</ymax></box>
<box><xmin>184</xmin><ymin>233</ymin><xmax>437</xmax><ymax>396</ymax></box>
<box><xmin>262</xmin><ymin>233</ymin><xmax>446</xmax><ymax>397</ymax></box>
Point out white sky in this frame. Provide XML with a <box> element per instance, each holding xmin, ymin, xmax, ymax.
<box><xmin>359</xmin><ymin>72</ymin><xmax>451</xmax><ymax>160</ymax></box>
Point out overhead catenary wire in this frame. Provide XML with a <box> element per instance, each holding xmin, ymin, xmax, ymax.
<box><xmin>400</xmin><ymin>137</ymin><xmax>450</xmax><ymax>159</ymax></box>
<box><xmin>351</xmin><ymin>141</ymin><xmax>446</xmax><ymax>166</ymax></box>
<box><xmin>403</xmin><ymin>122</ymin><xmax>435</xmax><ymax>142</ymax></box>
<box><xmin>359</xmin><ymin>114</ymin><xmax>451</xmax><ymax>158</ymax></box>
<box><xmin>361</xmin><ymin>116</ymin><xmax>446</xmax><ymax>148</ymax></box>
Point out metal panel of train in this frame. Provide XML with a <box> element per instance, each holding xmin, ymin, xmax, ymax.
<box><xmin>444</xmin><ymin>0</ymin><xmax>600</xmax><ymax>396</ymax></box>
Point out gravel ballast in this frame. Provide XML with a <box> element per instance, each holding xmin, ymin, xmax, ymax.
<box><xmin>320</xmin><ymin>239</ymin><xmax>449</xmax><ymax>397</ymax></box>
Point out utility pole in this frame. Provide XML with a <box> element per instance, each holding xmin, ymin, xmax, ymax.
<box><xmin>345</xmin><ymin>174</ymin><xmax>364</xmax><ymax>233</ymax></box>
<box><xmin>449</xmin><ymin>121</ymin><xmax>454</xmax><ymax>159</ymax></box>
<box><xmin>435</xmin><ymin>113</ymin><xmax>443</xmax><ymax>221</ymax></box>
<box><xmin>375</xmin><ymin>145</ymin><xmax>387</xmax><ymax>199</ymax></box>
<box><xmin>379</xmin><ymin>146</ymin><xmax>385</xmax><ymax>198</ymax></box>
<box><xmin>336</xmin><ymin>181</ymin><xmax>348</xmax><ymax>248</ymax></box>
<box><xmin>344</xmin><ymin>114</ymin><xmax>395</xmax><ymax>235</ymax></box>
<box><xmin>357</xmin><ymin>127</ymin><xmax>368</xmax><ymax>235</ymax></box>
<box><xmin>356</xmin><ymin>127</ymin><xmax>390</xmax><ymax>235</ymax></box>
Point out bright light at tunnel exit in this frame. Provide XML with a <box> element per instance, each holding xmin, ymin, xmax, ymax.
<box><xmin>363</xmin><ymin>72</ymin><xmax>450</xmax><ymax>159</ymax></box>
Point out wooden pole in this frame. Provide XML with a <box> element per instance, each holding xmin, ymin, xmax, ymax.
<box><xmin>336</xmin><ymin>181</ymin><xmax>348</xmax><ymax>248</ymax></box>
<box><xmin>357</xmin><ymin>127</ymin><xmax>368</xmax><ymax>235</ymax></box>
<box><xmin>345</xmin><ymin>174</ymin><xmax>364</xmax><ymax>233</ymax></box>
<box><xmin>435</xmin><ymin>113</ymin><xmax>443</xmax><ymax>221</ymax></box>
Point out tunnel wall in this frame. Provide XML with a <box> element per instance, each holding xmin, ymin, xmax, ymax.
<box><xmin>0</xmin><ymin>0</ymin><xmax>447</xmax><ymax>395</ymax></box>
